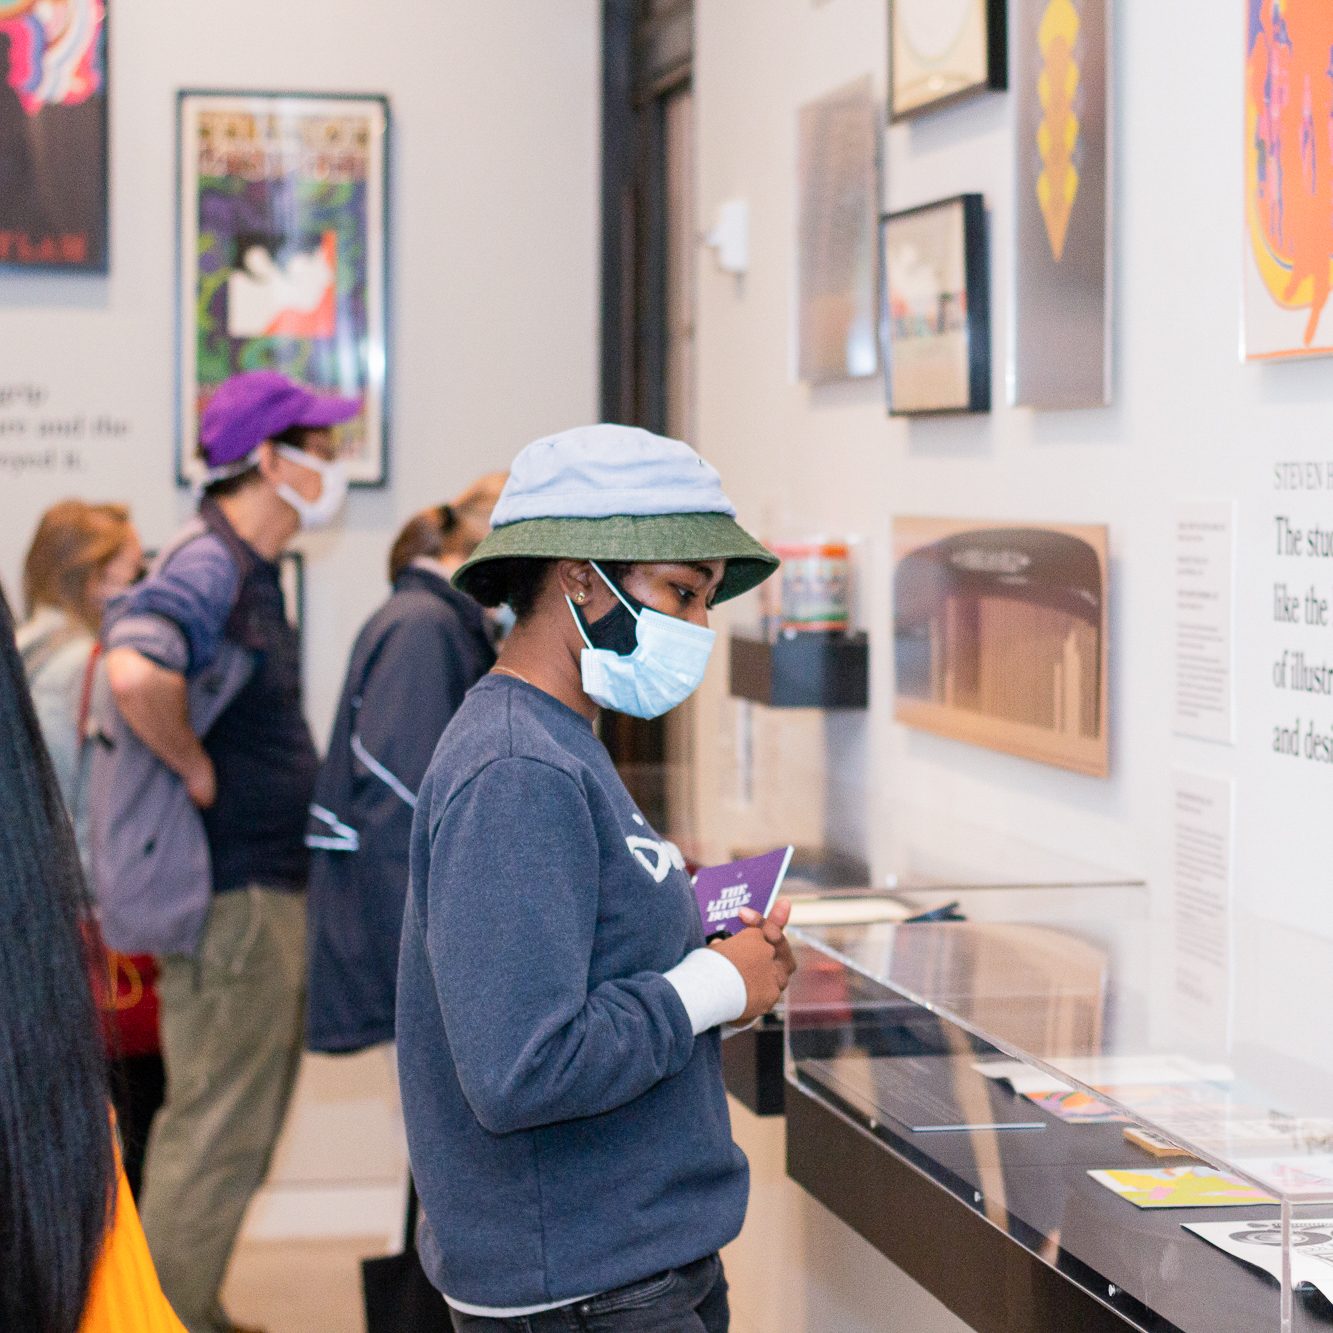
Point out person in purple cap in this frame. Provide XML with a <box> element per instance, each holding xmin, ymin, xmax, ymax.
<box><xmin>95</xmin><ymin>370</ymin><xmax>359</xmax><ymax>1333</ymax></box>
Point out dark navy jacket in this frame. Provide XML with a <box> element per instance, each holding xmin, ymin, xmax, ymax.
<box><xmin>305</xmin><ymin>565</ymin><xmax>495</xmax><ymax>1053</ymax></box>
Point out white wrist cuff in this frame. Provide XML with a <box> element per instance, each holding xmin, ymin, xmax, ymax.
<box><xmin>665</xmin><ymin>947</ymin><xmax>748</xmax><ymax>1035</ymax></box>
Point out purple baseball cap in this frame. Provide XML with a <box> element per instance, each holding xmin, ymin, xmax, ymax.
<box><xmin>199</xmin><ymin>371</ymin><xmax>361</xmax><ymax>472</ymax></box>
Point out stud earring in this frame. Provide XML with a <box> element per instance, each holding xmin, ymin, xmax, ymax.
<box><xmin>575</xmin><ymin>592</ymin><xmax>587</xmax><ymax>604</ymax></box>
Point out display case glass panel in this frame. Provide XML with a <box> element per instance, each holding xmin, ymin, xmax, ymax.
<box><xmin>787</xmin><ymin>915</ymin><xmax>1333</xmax><ymax>1332</ymax></box>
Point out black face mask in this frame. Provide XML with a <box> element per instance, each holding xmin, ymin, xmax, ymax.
<box><xmin>572</xmin><ymin>568</ymin><xmax>642</xmax><ymax>656</ymax></box>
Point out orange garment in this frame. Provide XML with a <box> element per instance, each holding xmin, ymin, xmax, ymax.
<box><xmin>79</xmin><ymin>1164</ymin><xmax>186</xmax><ymax>1332</ymax></box>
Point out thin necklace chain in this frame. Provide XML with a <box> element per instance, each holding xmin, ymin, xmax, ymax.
<box><xmin>492</xmin><ymin>664</ymin><xmax>535</xmax><ymax>688</ymax></box>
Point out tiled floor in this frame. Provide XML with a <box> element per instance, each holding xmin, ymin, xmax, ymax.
<box><xmin>223</xmin><ymin>1235</ymin><xmax>382</xmax><ymax>1333</ymax></box>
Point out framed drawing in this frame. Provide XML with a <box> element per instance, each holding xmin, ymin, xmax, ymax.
<box><xmin>893</xmin><ymin>517</ymin><xmax>1110</xmax><ymax>777</ymax></box>
<box><xmin>796</xmin><ymin>76</ymin><xmax>879</xmax><ymax>384</ymax></box>
<box><xmin>889</xmin><ymin>0</ymin><xmax>1006</xmax><ymax>122</ymax></box>
<box><xmin>879</xmin><ymin>195</ymin><xmax>990</xmax><ymax>415</ymax></box>
<box><xmin>1011</xmin><ymin>0</ymin><xmax>1111</xmax><ymax>407</ymax></box>
<box><xmin>176</xmin><ymin>90</ymin><xmax>390</xmax><ymax>487</ymax></box>
<box><xmin>0</xmin><ymin>0</ymin><xmax>109</xmax><ymax>271</ymax></box>
<box><xmin>1244</xmin><ymin>1</ymin><xmax>1333</xmax><ymax>360</ymax></box>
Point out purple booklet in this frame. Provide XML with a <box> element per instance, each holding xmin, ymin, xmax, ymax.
<box><xmin>692</xmin><ymin>846</ymin><xmax>795</xmax><ymax>938</ymax></box>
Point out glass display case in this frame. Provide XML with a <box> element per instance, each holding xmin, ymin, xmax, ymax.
<box><xmin>721</xmin><ymin>814</ymin><xmax>1146</xmax><ymax>1120</ymax></box>
<box><xmin>786</xmin><ymin>915</ymin><xmax>1333</xmax><ymax>1333</ymax></box>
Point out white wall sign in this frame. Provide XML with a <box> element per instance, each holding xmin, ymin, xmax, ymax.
<box><xmin>1171</xmin><ymin>769</ymin><xmax>1234</xmax><ymax>1052</ymax></box>
<box><xmin>1173</xmin><ymin>501</ymin><xmax>1236</xmax><ymax>744</ymax></box>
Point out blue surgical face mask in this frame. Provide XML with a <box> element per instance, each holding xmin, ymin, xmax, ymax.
<box><xmin>568</xmin><ymin>563</ymin><xmax>716</xmax><ymax>718</ymax></box>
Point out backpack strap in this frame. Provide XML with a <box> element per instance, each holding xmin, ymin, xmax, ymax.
<box><xmin>77</xmin><ymin>642</ymin><xmax>101</xmax><ymax>739</ymax></box>
<box><xmin>69</xmin><ymin>642</ymin><xmax>103</xmax><ymax>839</ymax></box>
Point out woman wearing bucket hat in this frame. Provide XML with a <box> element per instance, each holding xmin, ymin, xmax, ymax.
<box><xmin>396</xmin><ymin>425</ymin><xmax>793</xmax><ymax>1330</ymax></box>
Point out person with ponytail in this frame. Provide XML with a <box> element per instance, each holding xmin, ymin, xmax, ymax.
<box><xmin>0</xmin><ymin>585</ymin><xmax>183</xmax><ymax>1332</ymax></box>
<box><xmin>305</xmin><ymin>471</ymin><xmax>506</xmax><ymax>1056</ymax></box>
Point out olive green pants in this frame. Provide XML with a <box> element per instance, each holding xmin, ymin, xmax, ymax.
<box><xmin>139</xmin><ymin>887</ymin><xmax>307</xmax><ymax>1333</ymax></box>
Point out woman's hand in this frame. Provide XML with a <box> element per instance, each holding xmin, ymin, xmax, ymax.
<box><xmin>709</xmin><ymin>898</ymin><xmax>797</xmax><ymax>1024</ymax></box>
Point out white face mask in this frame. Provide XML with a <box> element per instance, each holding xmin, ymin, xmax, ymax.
<box><xmin>568</xmin><ymin>563</ymin><xmax>716</xmax><ymax>719</ymax></box>
<box><xmin>274</xmin><ymin>445</ymin><xmax>349</xmax><ymax>530</ymax></box>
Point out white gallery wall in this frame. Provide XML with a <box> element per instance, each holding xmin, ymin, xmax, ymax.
<box><xmin>0</xmin><ymin>0</ymin><xmax>600</xmax><ymax>1241</ymax></box>
<box><xmin>691</xmin><ymin>3</ymin><xmax>1333</xmax><ymax>1327</ymax></box>
<box><xmin>0</xmin><ymin>0</ymin><xmax>600</xmax><ymax>742</ymax></box>
<box><xmin>691</xmin><ymin>0</ymin><xmax>1333</xmax><ymax>1186</ymax></box>
<box><xmin>693</xmin><ymin>0</ymin><xmax>1333</xmax><ymax>987</ymax></box>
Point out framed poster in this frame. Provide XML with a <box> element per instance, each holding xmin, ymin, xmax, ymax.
<box><xmin>176</xmin><ymin>90</ymin><xmax>390</xmax><ymax>487</ymax></box>
<box><xmin>1244</xmin><ymin>1</ymin><xmax>1333</xmax><ymax>360</ymax></box>
<box><xmin>0</xmin><ymin>0</ymin><xmax>109</xmax><ymax>271</ymax></box>
<box><xmin>889</xmin><ymin>0</ymin><xmax>1006</xmax><ymax>122</ymax></box>
<box><xmin>879</xmin><ymin>195</ymin><xmax>990</xmax><ymax>415</ymax></box>
<box><xmin>893</xmin><ymin>517</ymin><xmax>1110</xmax><ymax>777</ymax></box>
<box><xmin>796</xmin><ymin>76</ymin><xmax>879</xmax><ymax>384</ymax></box>
<box><xmin>1011</xmin><ymin>0</ymin><xmax>1111</xmax><ymax>407</ymax></box>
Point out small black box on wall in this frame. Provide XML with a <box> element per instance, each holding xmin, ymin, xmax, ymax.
<box><xmin>728</xmin><ymin>632</ymin><xmax>869</xmax><ymax>709</ymax></box>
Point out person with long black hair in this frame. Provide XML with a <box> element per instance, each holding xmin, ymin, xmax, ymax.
<box><xmin>0</xmin><ymin>586</ymin><xmax>183</xmax><ymax>1332</ymax></box>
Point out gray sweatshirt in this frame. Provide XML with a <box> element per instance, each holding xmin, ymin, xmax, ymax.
<box><xmin>396</xmin><ymin>675</ymin><xmax>748</xmax><ymax>1310</ymax></box>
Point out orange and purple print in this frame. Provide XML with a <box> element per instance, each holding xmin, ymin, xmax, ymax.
<box><xmin>1245</xmin><ymin>0</ymin><xmax>1333</xmax><ymax>359</ymax></box>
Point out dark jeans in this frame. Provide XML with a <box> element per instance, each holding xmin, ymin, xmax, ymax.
<box><xmin>448</xmin><ymin>1254</ymin><xmax>729</xmax><ymax>1332</ymax></box>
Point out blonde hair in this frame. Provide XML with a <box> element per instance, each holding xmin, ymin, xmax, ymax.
<box><xmin>23</xmin><ymin>501</ymin><xmax>134</xmax><ymax>633</ymax></box>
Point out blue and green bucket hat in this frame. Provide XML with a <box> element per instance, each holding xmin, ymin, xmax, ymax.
<box><xmin>453</xmin><ymin>425</ymin><xmax>779</xmax><ymax>605</ymax></box>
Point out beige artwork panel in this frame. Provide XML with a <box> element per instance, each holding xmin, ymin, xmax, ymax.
<box><xmin>893</xmin><ymin>517</ymin><xmax>1110</xmax><ymax>777</ymax></box>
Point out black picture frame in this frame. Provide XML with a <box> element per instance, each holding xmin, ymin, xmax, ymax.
<box><xmin>889</xmin><ymin>0</ymin><xmax>1007</xmax><ymax>123</ymax></box>
<box><xmin>174</xmin><ymin>89</ymin><xmax>391</xmax><ymax>489</ymax></box>
<box><xmin>0</xmin><ymin>0</ymin><xmax>110</xmax><ymax>272</ymax></box>
<box><xmin>879</xmin><ymin>194</ymin><xmax>990</xmax><ymax>416</ymax></box>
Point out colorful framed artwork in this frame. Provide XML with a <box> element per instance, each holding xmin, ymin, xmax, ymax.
<box><xmin>176</xmin><ymin>90</ymin><xmax>390</xmax><ymax>487</ymax></box>
<box><xmin>0</xmin><ymin>0</ymin><xmax>109</xmax><ymax>271</ymax></box>
<box><xmin>1011</xmin><ymin>0</ymin><xmax>1111</xmax><ymax>407</ymax></box>
<box><xmin>796</xmin><ymin>76</ymin><xmax>880</xmax><ymax>384</ymax></box>
<box><xmin>893</xmin><ymin>517</ymin><xmax>1110</xmax><ymax>777</ymax></box>
<box><xmin>889</xmin><ymin>0</ymin><xmax>1006</xmax><ymax>122</ymax></box>
<box><xmin>879</xmin><ymin>195</ymin><xmax>990</xmax><ymax>415</ymax></box>
<box><xmin>1244</xmin><ymin>1</ymin><xmax>1333</xmax><ymax>360</ymax></box>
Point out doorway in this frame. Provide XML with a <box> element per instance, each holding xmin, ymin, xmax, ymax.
<box><xmin>601</xmin><ymin>0</ymin><xmax>696</xmax><ymax>833</ymax></box>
